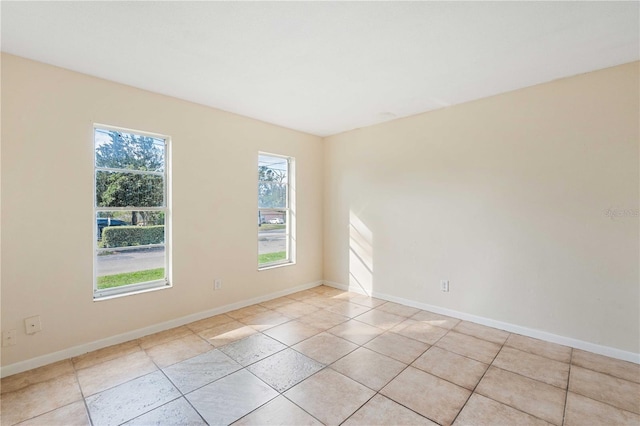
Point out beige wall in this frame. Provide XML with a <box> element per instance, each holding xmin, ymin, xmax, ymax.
<box><xmin>1</xmin><ymin>54</ymin><xmax>324</xmax><ymax>367</ymax></box>
<box><xmin>2</xmin><ymin>53</ymin><xmax>638</xmax><ymax>369</ymax></box>
<box><xmin>324</xmin><ymin>62</ymin><xmax>639</xmax><ymax>353</ymax></box>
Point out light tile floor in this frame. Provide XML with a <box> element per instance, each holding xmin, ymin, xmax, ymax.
<box><xmin>2</xmin><ymin>285</ymin><xmax>639</xmax><ymax>425</ymax></box>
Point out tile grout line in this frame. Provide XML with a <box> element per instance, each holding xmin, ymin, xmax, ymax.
<box><xmin>367</xmin><ymin>322</ymin><xmax>460</xmax><ymax>425</ymax></box>
<box><xmin>453</xmin><ymin>337</ymin><xmax>569</xmax><ymax>426</ymax></box>
<box><xmin>242</xmin><ymin>302</ymin><xmax>536</xmax><ymax>425</ymax></box>
<box><xmin>152</xmin><ymin>350</ymin><xmax>217</xmax><ymax>426</ymax></box>
<box><xmin>443</xmin><ymin>333</ymin><xmax>566</xmax><ymax>423</ymax></box>
<box><xmin>229</xmin><ymin>298</ymin><xmax>338</xmax><ymax>425</ymax></box>
<box><xmin>328</xmin><ymin>307</ymin><xmax>439</xmax><ymax>424</ymax></box>
<box><xmin>448</xmin><ymin>330</ymin><xmax>511</xmax><ymax>426</ymax></box>
<box><xmin>238</xmin><ymin>301</ymin><xmax>421</xmax><ymax>425</ymax></box>
<box><xmin>245</xmin><ymin>288</ymin><xmax>332</xmax><ymax>424</ymax></box>
<box><xmin>279</xmin><ymin>388</ymin><xmax>328</xmax><ymax>425</ymax></box>
<box><xmin>219</xmin><ymin>365</ymin><xmax>281</xmax><ymax>424</ymax></box>
<box><xmin>4</xmin><ymin>370</ymin><xmax>94</xmax><ymax>426</ymax></box>
<box><xmin>125</xmin><ymin>342</ymin><xmax>191</xmax><ymax>425</ymax></box>
<box><xmin>452</xmin><ymin>333</ymin><xmax>562</xmax><ymax>423</ymax></box>
<box><xmin>337</xmin><ymin>391</ymin><xmax>378</xmax><ymax>425</ymax></box>
<box><xmin>62</xmin><ymin>359</ymin><xmax>95</xmax><ymax>426</ymax></box>
<box><xmin>561</xmin><ymin>348</ymin><xmax>574</xmax><ymax>426</ymax></box>
<box><xmin>71</xmin><ymin>356</ymin><xmax>96</xmax><ymax>426</ymax></box>
<box><xmin>561</xmin><ymin>366</ymin><xmax>640</xmax><ymax>415</ymax></box>
<box><xmin>74</xmin><ymin>341</ymin><xmax>147</xmax><ymax>426</ymax></box>
<box><xmin>138</xmin><ymin>308</ymin><xmax>278</xmax><ymax>424</ymax></box>
<box><xmin>208</xmin><ymin>292</ymin><xmax>333</xmax><ymax>424</ymax></box>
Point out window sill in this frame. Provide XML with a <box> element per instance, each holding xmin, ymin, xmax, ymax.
<box><xmin>93</xmin><ymin>281</ymin><xmax>172</xmax><ymax>301</ymax></box>
<box><xmin>258</xmin><ymin>261</ymin><xmax>296</xmax><ymax>271</ymax></box>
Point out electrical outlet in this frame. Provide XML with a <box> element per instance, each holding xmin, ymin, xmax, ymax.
<box><xmin>25</xmin><ymin>316</ymin><xmax>42</xmax><ymax>334</ymax></box>
<box><xmin>2</xmin><ymin>330</ymin><xmax>17</xmax><ymax>347</ymax></box>
<box><xmin>214</xmin><ymin>279</ymin><xmax>222</xmax><ymax>290</ymax></box>
<box><xmin>440</xmin><ymin>280</ymin><xmax>449</xmax><ymax>292</ymax></box>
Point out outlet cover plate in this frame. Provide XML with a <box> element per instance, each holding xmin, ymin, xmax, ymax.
<box><xmin>2</xmin><ymin>330</ymin><xmax>17</xmax><ymax>346</ymax></box>
<box><xmin>25</xmin><ymin>316</ymin><xmax>42</xmax><ymax>334</ymax></box>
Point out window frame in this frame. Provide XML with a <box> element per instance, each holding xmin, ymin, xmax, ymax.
<box><xmin>258</xmin><ymin>152</ymin><xmax>296</xmax><ymax>270</ymax></box>
<box><xmin>93</xmin><ymin>124</ymin><xmax>172</xmax><ymax>300</ymax></box>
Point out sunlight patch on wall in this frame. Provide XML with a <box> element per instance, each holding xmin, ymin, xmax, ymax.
<box><xmin>349</xmin><ymin>211</ymin><xmax>373</xmax><ymax>295</ymax></box>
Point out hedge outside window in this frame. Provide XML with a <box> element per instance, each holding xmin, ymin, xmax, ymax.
<box><xmin>94</xmin><ymin>125</ymin><xmax>171</xmax><ymax>299</ymax></box>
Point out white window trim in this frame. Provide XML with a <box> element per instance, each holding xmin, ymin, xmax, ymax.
<box><xmin>258</xmin><ymin>152</ymin><xmax>296</xmax><ymax>270</ymax></box>
<box><xmin>93</xmin><ymin>124</ymin><xmax>172</xmax><ymax>300</ymax></box>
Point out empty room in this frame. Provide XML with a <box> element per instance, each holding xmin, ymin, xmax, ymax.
<box><xmin>1</xmin><ymin>2</ymin><xmax>639</xmax><ymax>425</ymax></box>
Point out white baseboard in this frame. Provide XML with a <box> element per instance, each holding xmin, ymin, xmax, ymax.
<box><xmin>324</xmin><ymin>280</ymin><xmax>370</xmax><ymax>295</ymax></box>
<box><xmin>0</xmin><ymin>280</ymin><xmax>322</xmax><ymax>378</ymax></box>
<box><xmin>5</xmin><ymin>279</ymin><xmax>637</xmax><ymax>377</ymax></box>
<box><xmin>323</xmin><ymin>280</ymin><xmax>640</xmax><ymax>364</ymax></box>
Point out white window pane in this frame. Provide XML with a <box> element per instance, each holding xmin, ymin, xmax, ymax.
<box><xmin>258</xmin><ymin>153</ymin><xmax>293</xmax><ymax>268</ymax></box>
<box><xmin>258</xmin><ymin>155</ymin><xmax>288</xmax><ymax>181</ymax></box>
<box><xmin>94</xmin><ymin>126</ymin><xmax>170</xmax><ymax>298</ymax></box>
<box><xmin>258</xmin><ymin>182</ymin><xmax>287</xmax><ymax>208</ymax></box>
<box><xmin>96</xmin><ymin>246</ymin><xmax>165</xmax><ymax>290</ymax></box>
<box><xmin>259</xmin><ymin>210</ymin><xmax>286</xmax><ymax>225</ymax></box>
<box><xmin>97</xmin><ymin>211</ymin><xmax>165</xmax><ymax>247</ymax></box>
<box><xmin>96</xmin><ymin>171</ymin><xmax>164</xmax><ymax>208</ymax></box>
<box><xmin>95</xmin><ymin>129</ymin><xmax>165</xmax><ymax>172</ymax></box>
<box><xmin>258</xmin><ymin>226</ymin><xmax>287</xmax><ymax>265</ymax></box>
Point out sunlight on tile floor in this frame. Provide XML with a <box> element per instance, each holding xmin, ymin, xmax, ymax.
<box><xmin>2</xmin><ymin>285</ymin><xmax>639</xmax><ymax>425</ymax></box>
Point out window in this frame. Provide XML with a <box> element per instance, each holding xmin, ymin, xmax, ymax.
<box><xmin>258</xmin><ymin>153</ymin><xmax>295</xmax><ymax>268</ymax></box>
<box><xmin>94</xmin><ymin>125</ymin><xmax>170</xmax><ymax>298</ymax></box>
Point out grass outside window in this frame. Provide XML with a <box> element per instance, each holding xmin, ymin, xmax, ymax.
<box><xmin>97</xmin><ymin>268</ymin><xmax>165</xmax><ymax>289</ymax></box>
<box><xmin>259</xmin><ymin>251</ymin><xmax>286</xmax><ymax>265</ymax></box>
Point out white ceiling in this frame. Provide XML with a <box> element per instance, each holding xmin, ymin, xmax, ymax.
<box><xmin>2</xmin><ymin>1</ymin><xmax>639</xmax><ymax>137</ymax></box>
